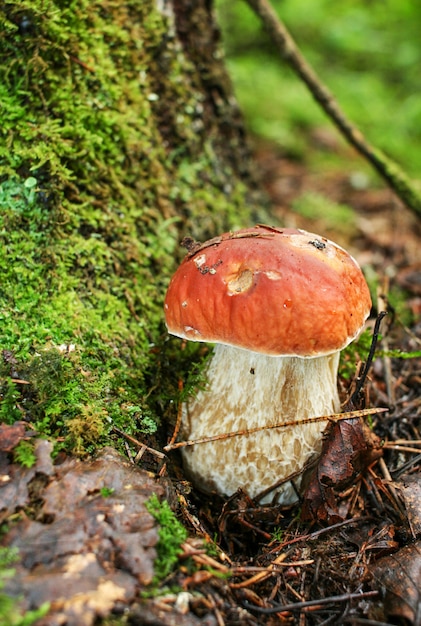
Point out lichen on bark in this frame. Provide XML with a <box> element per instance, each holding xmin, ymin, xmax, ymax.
<box><xmin>0</xmin><ymin>0</ymin><xmax>265</xmax><ymax>452</ymax></box>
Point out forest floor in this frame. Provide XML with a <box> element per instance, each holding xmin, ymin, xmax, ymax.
<box><xmin>2</xmin><ymin>136</ymin><xmax>421</xmax><ymax>626</ymax></box>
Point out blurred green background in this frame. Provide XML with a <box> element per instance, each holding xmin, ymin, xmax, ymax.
<box><xmin>216</xmin><ymin>0</ymin><xmax>421</xmax><ymax>181</ymax></box>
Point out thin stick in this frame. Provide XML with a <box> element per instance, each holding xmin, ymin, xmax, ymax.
<box><xmin>278</xmin><ymin>516</ymin><xmax>372</xmax><ymax>550</ymax></box>
<box><xmin>243</xmin><ymin>0</ymin><xmax>421</xmax><ymax>219</ymax></box>
<box><xmin>112</xmin><ymin>426</ymin><xmax>166</xmax><ymax>459</ymax></box>
<box><xmin>383</xmin><ymin>443</ymin><xmax>421</xmax><ymax>454</ymax></box>
<box><xmin>230</xmin><ymin>552</ymin><xmax>288</xmax><ymax>589</ymax></box>
<box><xmin>377</xmin><ymin>281</ymin><xmax>395</xmax><ymax>406</ymax></box>
<box><xmin>378</xmin><ymin>456</ymin><xmax>403</xmax><ymax>514</ymax></box>
<box><xmin>167</xmin><ymin>379</ymin><xmax>184</xmax><ymax>447</ymax></box>
<box><xmin>243</xmin><ymin>590</ymin><xmax>379</xmax><ymax>614</ymax></box>
<box><xmin>163</xmin><ymin>407</ymin><xmax>387</xmax><ymax>451</ymax></box>
<box><xmin>386</xmin><ymin>439</ymin><xmax>421</xmax><ymax>445</ymax></box>
<box><xmin>232</xmin><ymin>560</ymin><xmax>314</xmax><ymax>573</ymax></box>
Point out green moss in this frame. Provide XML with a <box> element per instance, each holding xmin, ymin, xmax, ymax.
<box><xmin>0</xmin><ymin>1</ymin><xmax>259</xmax><ymax>453</ymax></box>
<box><xmin>145</xmin><ymin>494</ymin><xmax>188</xmax><ymax>582</ymax></box>
<box><xmin>340</xmin><ymin>329</ymin><xmax>373</xmax><ymax>381</ymax></box>
<box><xmin>0</xmin><ymin>379</ymin><xmax>22</xmax><ymax>424</ymax></box>
<box><xmin>12</xmin><ymin>440</ymin><xmax>37</xmax><ymax>468</ymax></box>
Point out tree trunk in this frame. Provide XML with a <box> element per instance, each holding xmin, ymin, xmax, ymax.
<box><xmin>0</xmin><ymin>0</ymin><xmax>267</xmax><ymax>451</ymax></box>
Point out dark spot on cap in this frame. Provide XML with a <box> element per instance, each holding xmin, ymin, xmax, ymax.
<box><xmin>308</xmin><ymin>239</ymin><xmax>326</xmax><ymax>250</ymax></box>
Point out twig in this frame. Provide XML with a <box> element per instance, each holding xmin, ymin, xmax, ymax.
<box><xmin>163</xmin><ymin>407</ymin><xmax>387</xmax><ymax>451</ymax></box>
<box><xmin>346</xmin><ymin>311</ymin><xmax>387</xmax><ymax>409</ymax></box>
<box><xmin>343</xmin><ymin>618</ymin><xmax>393</xmax><ymax>626</ymax></box>
<box><xmin>377</xmin><ymin>456</ymin><xmax>404</xmax><ymax>515</ymax></box>
<box><xmin>68</xmin><ymin>55</ymin><xmax>95</xmax><ymax>73</ymax></box>
<box><xmin>112</xmin><ymin>426</ymin><xmax>166</xmax><ymax>459</ymax></box>
<box><xmin>386</xmin><ymin>438</ymin><xmax>421</xmax><ymax>445</ymax></box>
<box><xmin>230</xmin><ymin>552</ymin><xmax>288</xmax><ymax>589</ymax></box>
<box><xmin>377</xmin><ymin>281</ymin><xmax>395</xmax><ymax>406</ymax></box>
<box><xmin>383</xmin><ymin>443</ymin><xmax>421</xmax><ymax>454</ymax></box>
<box><xmin>181</xmin><ymin>542</ymin><xmax>230</xmax><ymax>573</ymax></box>
<box><xmin>278</xmin><ymin>516</ymin><xmax>372</xmax><ymax>549</ymax></box>
<box><xmin>392</xmin><ymin>454</ymin><xmax>421</xmax><ymax>479</ymax></box>
<box><xmin>206</xmin><ymin>593</ymin><xmax>225</xmax><ymax>626</ymax></box>
<box><xmin>167</xmin><ymin>379</ymin><xmax>184</xmax><ymax>447</ymax></box>
<box><xmin>232</xmin><ymin>561</ymin><xmax>314</xmax><ymax>573</ymax></box>
<box><xmin>243</xmin><ymin>590</ymin><xmax>378</xmax><ymax>614</ymax></box>
<box><xmin>230</xmin><ymin>557</ymin><xmax>314</xmax><ymax>590</ymax></box>
<box><xmin>243</xmin><ymin>0</ymin><xmax>421</xmax><ymax>219</ymax></box>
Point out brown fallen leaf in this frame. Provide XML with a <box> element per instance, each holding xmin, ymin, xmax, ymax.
<box><xmin>398</xmin><ymin>473</ymin><xmax>421</xmax><ymax>537</ymax></box>
<box><xmin>0</xmin><ymin>438</ymin><xmax>55</xmax><ymax>520</ymax></box>
<box><xmin>369</xmin><ymin>540</ymin><xmax>421</xmax><ymax>625</ymax></box>
<box><xmin>1</xmin><ymin>445</ymin><xmax>165</xmax><ymax>626</ymax></box>
<box><xmin>301</xmin><ymin>418</ymin><xmax>382</xmax><ymax>523</ymax></box>
<box><xmin>0</xmin><ymin>420</ymin><xmax>29</xmax><ymax>452</ymax></box>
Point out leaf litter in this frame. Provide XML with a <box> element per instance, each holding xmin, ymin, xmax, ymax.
<box><xmin>1</xmin><ymin>441</ymin><xmax>163</xmax><ymax>626</ymax></box>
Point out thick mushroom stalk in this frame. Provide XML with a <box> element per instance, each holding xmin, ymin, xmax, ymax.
<box><xmin>182</xmin><ymin>346</ymin><xmax>340</xmax><ymax>504</ymax></box>
<box><xmin>164</xmin><ymin>225</ymin><xmax>371</xmax><ymax>504</ymax></box>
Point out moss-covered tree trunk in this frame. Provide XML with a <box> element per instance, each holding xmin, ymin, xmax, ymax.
<box><xmin>0</xmin><ymin>0</ymin><xmax>265</xmax><ymax>452</ymax></box>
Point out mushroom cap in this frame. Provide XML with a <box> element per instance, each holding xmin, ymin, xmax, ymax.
<box><xmin>164</xmin><ymin>225</ymin><xmax>372</xmax><ymax>357</ymax></box>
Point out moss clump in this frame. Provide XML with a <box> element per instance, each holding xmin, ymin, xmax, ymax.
<box><xmin>145</xmin><ymin>494</ymin><xmax>188</xmax><ymax>582</ymax></box>
<box><xmin>12</xmin><ymin>439</ymin><xmax>37</xmax><ymax>468</ymax></box>
<box><xmin>0</xmin><ymin>1</ymin><xmax>262</xmax><ymax>453</ymax></box>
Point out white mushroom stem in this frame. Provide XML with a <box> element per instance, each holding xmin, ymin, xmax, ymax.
<box><xmin>181</xmin><ymin>344</ymin><xmax>341</xmax><ymax>505</ymax></box>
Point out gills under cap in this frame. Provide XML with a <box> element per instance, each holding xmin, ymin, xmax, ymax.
<box><xmin>164</xmin><ymin>225</ymin><xmax>372</xmax><ymax>357</ymax></box>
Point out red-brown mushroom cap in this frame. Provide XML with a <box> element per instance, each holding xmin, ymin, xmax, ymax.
<box><xmin>164</xmin><ymin>225</ymin><xmax>372</xmax><ymax>357</ymax></box>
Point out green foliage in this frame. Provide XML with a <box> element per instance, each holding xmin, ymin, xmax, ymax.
<box><xmin>271</xmin><ymin>526</ymin><xmax>284</xmax><ymax>542</ymax></box>
<box><xmin>291</xmin><ymin>191</ymin><xmax>357</xmax><ymax>235</ymax></box>
<box><xmin>0</xmin><ymin>547</ymin><xmax>49</xmax><ymax>626</ymax></box>
<box><xmin>217</xmin><ymin>0</ymin><xmax>421</xmax><ymax>176</ymax></box>
<box><xmin>12</xmin><ymin>440</ymin><xmax>36</xmax><ymax>468</ymax></box>
<box><xmin>387</xmin><ymin>286</ymin><xmax>415</xmax><ymax>328</ymax></box>
<box><xmin>338</xmin><ymin>324</ymin><xmax>421</xmax><ymax>380</ymax></box>
<box><xmin>145</xmin><ymin>494</ymin><xmax>188</xmax><ymax>582</ymax></box>
<box><xmin>340</xmin><ymin>328</ymin><xmax>373</xmax><ymax>381</ymax></box>
<box><xmin>379</xmin><ymin>349</ymin><xmax>421</xmax><ymax>359</ymax></box>
<box><xmin>0</xmin><ymin>380</ymin><xmax>22</xmax><ymax>424</ymax></box>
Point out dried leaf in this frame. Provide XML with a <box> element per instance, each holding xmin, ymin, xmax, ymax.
<box><xmin>369</xmin><ymin>541</ymin><xmax>421</xmax><ymax>625</ymax></box>
<box><xmin>0</xmin><ymin>439</ymin><xmax>55</xmax><ymax>519</ymax></box>
<box><xmin>398</xmin><ymin>473</ymin><xmax>421</xmax><ymax>537</ymax></box>
<box><xmin>0</xmin><ymin>421</ymin><xmax>28</xmax><ymax>452</ymax></box>
<box><xmin>301</xmin><ymin>418</ymin><xmax>382</xmax><ymax>523</ymax></box>
<box><xmin>1</xmin><ymin>446</ymin><xmax>164</xmax><ymax>625</ymax></box>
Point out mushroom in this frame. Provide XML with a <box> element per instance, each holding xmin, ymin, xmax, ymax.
<box><xmin>164</xmin><ymin>225</ymin><xmax>371</xmax><ymax>504</ymax></box>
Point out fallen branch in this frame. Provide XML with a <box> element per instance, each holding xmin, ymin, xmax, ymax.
<box><xmin>243</xmin><ymin>0</ymin><xmax>421</xmax><ymax>219</ymax></box>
